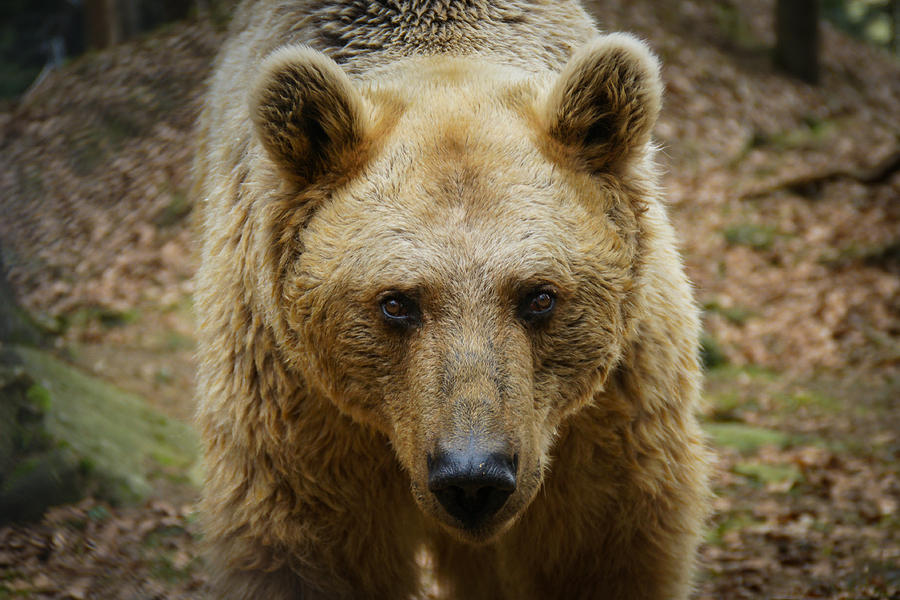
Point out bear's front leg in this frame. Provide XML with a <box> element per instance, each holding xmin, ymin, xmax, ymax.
<box><xmin>483</xmin><ymin>401</ymin><xmax>709</xmax><ymax>600</ymax></box>
<box><xmin>199</xmin><ymin>426</ymin><xmax>426</xmax><ymax>600</ymax></box>
<box><xmin>206</xmin><ymin>561</ymin><xmax>311</xmax><ymax>600</ymax></box>
<box><xmin>428</xmin><ymin>528</ymin><xmax>509</xmax><ymax>600</ymax></box>
<box><xmin>204</xmin><ymin>510</ymin><xmax>425</xmax><ymax>600</ymax></box>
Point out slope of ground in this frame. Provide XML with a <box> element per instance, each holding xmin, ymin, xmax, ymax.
<box><xmin>0</xmin><ymin>0</ymin><xmax>897</xmax><ymax>598</ymax></box>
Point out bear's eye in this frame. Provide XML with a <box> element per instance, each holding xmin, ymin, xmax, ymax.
<box><xmin>530</xmin><ymin>292</ymin><xmax>554</xmax><ymax>313</ymax></box>
<box><xmin>383</xmin><ymin>298</ymin><xmax>405</xmax><ymax>317</ymax></box>
<box><xmin>520</xmin><ymin>288</ymin><xmax>557</xmax><ymax>322</ymax></box>
<box><xmin>380</xmin><ymin>293</ymin><xmax>419</xmax><ymax>327</ymax></box>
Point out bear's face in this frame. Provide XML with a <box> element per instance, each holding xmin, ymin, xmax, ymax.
<box><xmin>252</xmin><ymin>36</ymin><xmax>661</xmax><ymax>542</ymax></box>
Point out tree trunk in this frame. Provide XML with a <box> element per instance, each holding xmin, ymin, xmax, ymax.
<box><xmin>84</xmin><ymin>0</ymin><xmax>114</xmax><ymax>49</ymax></box>
<box><xmin>84</xmin><ymin>0</ymin><xmax>142</xmax><ymax>50</ymax></box>
<box><xmin>892</xmin><ymin>0</ymin><xmax>899</xmax><ymax>54</ymax></box>
<box><xmin>775</xmin><ymin>0</ymin><xmax>820</xmax><ymax>84</ymax></box>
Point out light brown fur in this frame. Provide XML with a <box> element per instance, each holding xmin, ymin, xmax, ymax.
<box><xmin>194</xmin><ymin>1</ymin><xmax>711</xmax><ymax>598</ymax></box>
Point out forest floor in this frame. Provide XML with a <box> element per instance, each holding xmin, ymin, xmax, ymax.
<box><xmin>0</xmin><ymin>0</ymin><xmax>898</xmax><ymax>598</ymax></box>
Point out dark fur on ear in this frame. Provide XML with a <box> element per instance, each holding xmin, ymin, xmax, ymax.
<box><xmin>544</xmin><ymin>33</ymin><xmax>662</xmax><ymax>173</ymax></box>
<box><xmin>251</xmin><ymin>45</ymin><xmax>372</xmax><ymax>186</ymax></box>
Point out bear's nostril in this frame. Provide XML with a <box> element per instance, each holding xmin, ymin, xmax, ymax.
<box><xmin>433</xmin><ymin>484</ymin><xmax>513</xmax><ymax>528</ymax></box>
<box><xmin>427</xmin><ymin>450</ymin><xmax>517</xmax><ymax>529</ymax></box>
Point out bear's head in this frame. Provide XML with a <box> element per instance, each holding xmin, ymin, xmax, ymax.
<box><xmin>250</xmin><ymin>34</ymin><xmax>662</xmax><ymax>543</ymax></box>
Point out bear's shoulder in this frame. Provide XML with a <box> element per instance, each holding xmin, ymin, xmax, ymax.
<box><xmin>230</xmin><ymin>0</ymin><xmax>599</xmax><ymax>75</ymax></box>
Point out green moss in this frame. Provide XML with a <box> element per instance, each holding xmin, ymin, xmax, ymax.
<box><xmin>820</xmin><ymin>241</ymin><xmax>900</xmax><ymax>270</ymax></box>
<box><xmin>163</xmin><ymin>332</ymin><xmax>196</xmax><ymax>351</ymax></box>
<box><xmin>0</xmin><ymin>263</ymin><xmax>45</xmax><ymax>346</ymax></box>
<box><xmin>143</xmin><ymin>524</ymin><xmax>198</xmax><ymax>583</ymax></box>
<box><xmin>60</xmin><ymin>306</ymin><xmax>140</xmax><ymax>332</ymax></box>
<box><xmin>0</xmin><ymin>447</ymin><xmax>86</xmax><ymax>522</ymax></box>
<box><xmin>87</xmin><ymin>505</ymin><xmax>110</xmax><ymax>522</ymax></box>
<box><xmin>704</xmin><ymin>422</ymin><xmax>791</xmax><ymax>454</ymax></box>
<box><xmin>733</xmin><ymin>462</ymin><xmax>802</xmax><ymax>487</ymax></box>
<box><xmin>7</xmin><ymin>455</ymin><xmax>40</xmax><ymax>480</ymax></box>
<box><xmin>0</xmin><ymin>582</ymin><xmax>29</xmax><ymax>599</ymax></box>
<box><xmin>11</xmin><ymin>346</ymin><xmax>200</xmax><ymax>504</ymax></box>
<box><xmin>24</xmin><ymin>384</ymin><xmax>51</xmax><ymax>412</ymax></box>
<box><xmin>700</xmin><ymin>333</ymin><xmax>728</xmax><ymax>370</ymax></box>
<box><xmin>779</xmin><ymin>389</ymin><xmax>840</xmax><ymax>412</ymax></box>
<box><xmin>149</xmin><ymin>556</ymin><xmax>192</xmax><ymax>583</ymax></box>
<box><xmin>150</xmin><ymin>448</ymin><xmax>180</xmax><ymax>467</ymax></box>
<box><xmin>143</xmin><ymin>525</ymin><xmax>188</xmax><ymax>548</ymax></box>
<box><xmin>751</xmin><ymin>116</ymin><xmax>838</xmax><ymax>151</ymax></box>
<box><xmin>706</xmin><ymin>374</ymin><xmax>843</xmax><ymax>426</ymax></box>
<box><xmin>705</xmin><ymin>511</ymin><xmax>765</xmax><ymax>546</ymax></box>
<box><xmin>99</xmin><ymin>308</ymin><xmax>140</xmax><ymax>328</ymax></box>
<box><xmin>154</xmin><ymin>190</ymin><xmax>193</xmax><ymax>227</ymax></box>
<box><xmin>154</xmin><ymin>367</ymin><xmax>174</xmax><ymax>385</ymax></box>
<box><xmin>162</xmin><ymin>294</ymin><xmax>194</xmax><ymax>314</ymax></box>
<box><xmin>723</xmin><ymin>223</ymin><xmax>779</xmax><ymax>251</ymax></box>
<box><xmin>706</xmin><ymin>363</ymin><xmax>779</xmax><ymax>383</ymax></box>
<box><xmin>773</xmin><ymin>120</ymin><xmax>837</xmax><ymax>150</ymax></box>
<box><xmin>703</xmin><ymin>301</ymin><xmax>754</xmax><ymax>325</ymax></box>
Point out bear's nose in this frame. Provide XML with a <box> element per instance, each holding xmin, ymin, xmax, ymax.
<box><xmin>427</xmin><ymin>450</ymin><xmax>517</xmax><ymax>529</ymax></box>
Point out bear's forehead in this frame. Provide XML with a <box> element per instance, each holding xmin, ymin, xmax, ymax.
<box><xmin>343</xmin><ymin>127</ymin><xmax>583</xmax><ymax>243</ymax></box>
<box><xmin>317</xmin><ymin>149</ymin><xmax>590</xmax><ymax>295</ymax></box>
<box><xmin>362</xmin><ymin>56</ymin><xmax>543</xmax><ymax>141</ymax></box>
<box><xmin>306</xmin><ymin>59</ymin><xmax>614</xmax><ymax>291</ymax></box>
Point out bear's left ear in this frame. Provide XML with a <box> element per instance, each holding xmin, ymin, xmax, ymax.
<box><xmin>251</xmin><ymin>45</ymin><xmax>373</xmax><ymax>187</ymax></box>
<box><xmin>542</xmin><ymin>34</ymin><xmax>662</xmax><ymax>173</ymax></box>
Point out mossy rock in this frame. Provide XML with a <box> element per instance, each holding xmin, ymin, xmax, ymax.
<box><xmin>0</xmin><ymin>345</ymin><xmax>200</xmax><ymax>524</ymax></box>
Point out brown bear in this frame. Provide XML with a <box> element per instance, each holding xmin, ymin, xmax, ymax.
<box><xmin>193</xmin><ymin>1</ymin><xmax>711</xmax><ymax>599</ymax></box>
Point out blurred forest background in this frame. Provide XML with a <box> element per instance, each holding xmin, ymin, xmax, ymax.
<box><xmin>0</xmin><ymin>0</ymin><xmax>898</xmax><ymax>598</ymax></box>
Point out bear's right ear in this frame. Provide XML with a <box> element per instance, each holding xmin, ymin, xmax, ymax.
<box><xmin>541</xmin><ymin>34</ymin><xmax>662</xmax><ymax>174</ymax></box>
<box><xmin>251</xmin><ymin>45</ymin><xmax>372</xmax><ymax>187</ymax></box>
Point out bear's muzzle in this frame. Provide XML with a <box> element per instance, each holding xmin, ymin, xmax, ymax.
<box><xmin>427</xmin><ymin>446</ymin><xmax>518</xmax><ymax>530</ymax></box>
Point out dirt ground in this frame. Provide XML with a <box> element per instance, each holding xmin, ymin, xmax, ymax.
<box><xmin>0</xmin><ymin>0</ymin><xmax>897</xmax><ymax>598</ymax></box>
